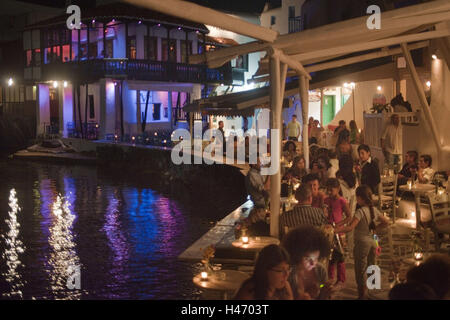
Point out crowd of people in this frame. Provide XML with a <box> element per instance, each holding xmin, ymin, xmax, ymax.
<box><xmin>240</xmin><ymin>115</ymin><xmax>449</xmax><ymax>300</ymax></box>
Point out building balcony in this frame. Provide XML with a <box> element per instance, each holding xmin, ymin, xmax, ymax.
<box><xmin>37</xmin><ymin>58</ymin><xmax>233</xmax><ymax>85</ymax></box>
<box><xmin>288</xmin><ymin>16</ymin><xmax>302</xmax><ymax>34</ymax></box>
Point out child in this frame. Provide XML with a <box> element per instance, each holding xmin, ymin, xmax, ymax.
<box><xmin>334</xmin><ymin>185</ymin><xmax>389</xmax><ymax>299</ymax></box>
<box><xmin>324</xmin><ymin>178</ymin><xmax>352</xmax><ymax>288</ymax></box>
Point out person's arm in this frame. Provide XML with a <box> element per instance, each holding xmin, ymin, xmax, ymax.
<box><xmin>334</xmin><ymin>216</ymin><xmax>360</xmax><ymax>234</ymax></box>
<box><xmin>284</xmin><ymin>281</ymin><xmax>294</xmax><ymax>300</ymax></box>
<box><xmin>336</xmin><ymin>201</ymin><xmax>352</xmax><ymax>227</ymax></box>
<box><xmin>296</xmin><ymin>123</ymin><xmax>301</xmax><ymax>139</ymax></box>
<box><xmin>234</xmin><ymin>281</ymin><xmax>255</xmax><ymax>300</ymax></box>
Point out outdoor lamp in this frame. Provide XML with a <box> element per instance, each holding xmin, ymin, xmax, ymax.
<box><xmin>426</xmin><ymin>81</ymin><xmax>431</xmax><ymax>88</ymax></box>
<box><xmin>7</xmin><ymin>78</ymin><xmax>13</xmax><ymax>86</ymax></box>
<box><xmin>63</xmin><ymin>81</ymin><xmax>68</xmax><ymax>88</ymax></box>
<box><xmin>432</xmin><ymin>54</ymin><xmax>437</xmax><ymax>60</ymax></box>
<box><xmin>53</xmin><ymin>81</ymin><xmax>58</xmax><ymax>88</ymax></box>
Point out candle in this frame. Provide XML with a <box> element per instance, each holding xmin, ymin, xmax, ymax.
<box><xmin>242</xmin><ymin>236</ymin><xmax>249</xmax><ymax>244</ymax></box>
<box><xmin>201</xmin><ymin>272</ymin><xmax>208</xmax><ymax>280</ymax></box>
<box><xmin>414</xmin><ymin>252</ymin><xmax>423</xmax><ymax>261</ymax></box>
<box><xmin>407</xmin><ymin>180</ymin><xmax>412</xmax><ymax>190</ymax></box>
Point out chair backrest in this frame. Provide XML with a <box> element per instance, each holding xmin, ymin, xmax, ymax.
<box><xmin>428</xmin><ymin>192</ymin><xmax>450</xmax><ymax>234</ymax></box>
<box><xmin>380</xmin><ymin>175</ymin><xmax>396</xmax><ymax>196</ymax></box>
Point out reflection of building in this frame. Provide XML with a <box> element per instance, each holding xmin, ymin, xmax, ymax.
<box><xmin>23</xmin><ymin>2</ymin><xmax>243</xmax><ymax>140</ymax></box>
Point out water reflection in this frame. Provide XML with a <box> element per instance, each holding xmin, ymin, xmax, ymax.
<box><xmin>1</xmin><ymin>189</ymin><xmax>25</xmax><ymax>298</ymax></box>
<box><xmin>47</xmin><ymin>194</ymin><xmax>81</xmax><ymax>299</ymax></box>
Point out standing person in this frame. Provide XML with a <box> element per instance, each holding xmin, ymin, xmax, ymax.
<box><xmin>284</xmin><ymin>155</ymin><xmax>308</xmax><ymax>183</ymax></box>
<box><xmin>332</xmin><ymin>120</ymin><xmax>347</xmax><ymax>145</ymax></box>
<box><xmin>234</xmin><ymin>245</ymin><xmax>293</xmax><ymax>300</ymax></box>
<box><xmin>334</xmin><ymin>185</ymin><xmax>389</xmax><ymax>299</ymax></box>
<box><xmin>381</xmin><ymin>114</ymin><xmax>402</xmax><ymax>170</ymax></box>
<box><xmin>349</xmin><ymin>120</ymin><xmax>360</xmax><ymax>144</ymax></box>
<box><xmin>397</xmin><ymin>150</ymin><xmax>418</xmax><ymax>185</ymax></box>
<box><xmin>287</xmin><ymin>115</ymin><xmax>301</xmax><ymax>141</ymax></box>
<box><xmin>310</xmin><ymin>120</ymin><xmax>324</xmax><ymax>144</ymax></box>
<box><xmin>356</xmin><ymin>144</ymin><xmax>380</xmax><ymax>194</ymax></box>
<box><xmin>308</xmin><ymin>117</ymin><xmax>314</xmax><ymax>137</ymax></box>
<box><xmin>217</xmin><ymin>120</ymin><xmax>226</xmax><ymax>155</ymax></box>
<box><xmin>282</xmin><ymin>225</ymin><xmax>334</xmax><ymax>300</ymax></box>
<box><xmin>417</xmin><ymin>154</ymin><xmax>435</xmax><ymax>184</ymax></box>
<box><xmin>324</xmin><ymin>178</ymin><xmax>352</xmax><ymax>288</ymax></box>
<box><xmin>244</xmin><ymin>159</ymin><xmax>270</xmax><ymax>230</ymax></box>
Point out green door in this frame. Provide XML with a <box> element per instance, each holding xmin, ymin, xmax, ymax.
<box><xmin>322</xmin><ymin>95</ymin><xmax>335</xmax><ymax>126</ymax></box>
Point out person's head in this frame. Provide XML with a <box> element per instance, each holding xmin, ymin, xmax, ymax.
<box><xmin>338</xmin><ymin>154</ymin><xmax>356</xmax><ymax>188</ymax></box>
<box><xmin>406</xmin><ymin>254</ymin><xmax>450</xmax><ymax>299</ymax></box>
<box><xmin>391</xmin><ymin>114</ymin><xmax>400</xmax><ymax>126</ymax></box>
<box><xmin>409</xmin><ymin>164</ymin><xmax>418</xmax><ymax>174</ymax></box>
<box><xmin>405</xmin><ymin>151</ymin><xmax>418</xmax><ymax>165</ymax></box>
<box><xmin>358</xmin><ymin>144</ymin><xmax>371</xmax><ymax>162</ymax></box>
<box><xmin>251</xmin><ymin>244</ymin><xmax>291</xmax><ymax>299</ymax></box>
<box><xmin>302</xmin><ymin>173</ymin><xmax>320</xmax><ymax>196</ymax></box>
<box><xmin>355</xmin><ymin>185</ymin><xmax>373</xmax><ymax>207</ymax></box>
<box><xmin>389</xmin><ymin>282</ymin><xmax>438</xmax><ymax>300</ymax></box>
<box><xmin>218</xmin><ymin>121</ymin><xmax>224</xmax><ymax>128</ymax></box>
<box><xmin>292</xmin><ymin>115</ymin><xmax>297</xmax><ymax>122</ymax></box>
<box><xmin>419</xmin><ymin>155</ymin><xmax>432</xmax><ymax>169</ymax></box>
<box><xmin>282</xmin><ymin>225</ymin><xmax>330</xmax><ymax>272</ymax></box>
<box><xmin>293</xmin><ymin>155</ymin><xmax>305</xmax><ymax>171</ymax></box>
<box><xmin>284</xmin><ymin>141</ymin><xmax>296</xmax><ymax>152</ymax></box>
<box><xmin>308</xmin><ymin>117</ymin><xmax>314</xmax><ymax>125</ymax></box>
<box><xmin>295</xmin><ymin>184</ymin><xmax>313</xmax><ymax>205</ymax></box>
<box><xmin>310</xmin><ymin>160</ymin><xmax>320</xmax><ymax>173</ymax></box>
<box><xmin>349</xmin><ymin>120</ymin><xmax>358</xmax><ymax>131</ymax></box>
<box><xmin>317</xmin><ymin>155</ymin><xmax>330</xmax><ymax>171</ymax></box>
<box><xmin>339</xmin><ymin>120</ymin><xmax>346</xmax><ymax>128</ymax></box>
<box><xmin>309</xmin><ymin>137</ymin><xmax>318</xmax><ymax>145</ymax></box>
<box><xmin>326</xmin><ymin>178</ymin><xmax>341</xmax><ymax>199</ymax></box>
<box><xmin>313</xmin><ymin>120</ymin><xmax>319</xmax><ymax>127</ymax></box>
<box><xmin>337</xmin><ymin>129</ymin><xmax>350</xmax><ymax>146</ymax></box>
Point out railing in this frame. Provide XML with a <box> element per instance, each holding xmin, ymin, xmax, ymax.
<box><xmin>288</xmin><ymin>16</ymin><xmax>302</xmax><ymax>33</ymax></box>
<box><xmin>172</xmin><ymin>107</ymin><xmax>188</xmax><ymax>125</ymax></box>
<box><xmin>41</xmin><ymin>59</ymin><xmax>233</xmax><ymax>85</ymax></box>
<box><xmin>67</xmin><ymin>121</ymin><xmax>98</xmax><ymax>140</ymax></box>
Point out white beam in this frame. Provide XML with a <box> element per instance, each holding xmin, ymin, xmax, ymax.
<box><xmin>292</xmin><ymin>29</ymin><xmax>450</xmax><ymax>62</ymax></box>
<box><xmin>125</xmin><ymin>0</ymin><xmax>278</xmax><ymax>43</ymax></box>
<box><xmin>400</xmin><ymin>43</ymin><xmax>441</xmax><ymax>155</ymax></box>
<box><xmin>268</xmin><ymin>47</ymin><xmax>311</xmax><ymax>80</ymax></box>
<box><xmin>299</xmin><ymin>76</ymin><xmax>309</xmax><ymax>169</ymax></box>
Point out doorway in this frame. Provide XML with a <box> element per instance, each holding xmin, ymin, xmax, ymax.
<box><xmin>322</xmin><ymin>95</ymin><xmax>335</xmax><ymax>126</ymax></box>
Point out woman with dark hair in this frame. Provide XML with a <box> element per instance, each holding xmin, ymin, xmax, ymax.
<box><xmin>349</xmin><ymin>120</ymin><xmax>361</xmax><ymax>144</ymax></box>
<box><xmin>334</xmin><ymin>185</ymin><xmax>389</xmax><ymax>299</ymax></box>
<box><xmin>235</xmin><ymin>245</ymin><xmax>293</xmax><ymax>300</ymax></box>
<box><xmin>282</xmin><ymin>225</ymin><xmax>333</xmax><ymax>300</ymax></box>
<box><xmin>284</xmin><ymin>155</ymin><xmax>308</xmax><ymax>182</ymax></box>
<box><xmin>283</xmin><ymin>141</ymin><xmax>297</xmax><ymax>163</ymax></box>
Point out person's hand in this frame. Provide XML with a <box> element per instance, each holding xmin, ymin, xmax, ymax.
<box><xmin>318</xmin><ymin>283</ymin><xmax>335</xmax><ymax>300</ymax></box>
<box><xmin>354</xmin><ymin>164</ymin><xmax>361</xmax><ymax>173</ymax></box>
<box><xmin>297</xmin><ymin>291</ymin><xmax>312</xmax><ymax>300</ymax></box>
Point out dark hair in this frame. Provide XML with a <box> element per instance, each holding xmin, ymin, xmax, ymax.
<box><xmin>420</xmin><ymin>154</ymin><xmax>432</xmax><ymax>167</ymax></box>
<box><xmin>338</xmin><ymin>154</ymin><xmax>356</xmax><ymax>188</ymax></box>
<box><xmin>349</xmin><ymin>120</ymin><xmax>358</xmax><ymax>131</ymax></box>
<box><xmin>282</xmin><ymin>225</ymin><xmax>330</xmax><ymax>265</ymax></box>
<box><xmin>389</xmin><ymin>282</ymin><xmax>438</xmax><ymax>300</ymax></box>
<box><xmin>302</xmin><ymin>173</ymin><xmax>320</xmax><ymax>185</ymax></box>
<box><xmin>339</xmin><ymin>120</ymin><xmax>346</xmax><ymax>126</ymax></box>
<box><xmin>336</xmin><ymin>129</ymin><xmax>350</xmax><ymax>148</ymax></box>
<box><xmin>283</xmin><ymin>141</ymin><xmax>296</xmax><ymax>152</ymax></box>
<box><xmin>406</xmin><ymin>150</ymin><xmax>418</xmax><ymax>163</ymax></box>
<box><xmin>406</xmin><ymin>254</ymin><xmax>450</xmax><ymax>299</ymax></box>
<box><xmin>358</xmin><ymin>144</ymin><xmax>371</xmax><ymax>153</ymax></box>
<box><xmin>295</xmin><ymin>184</ymin><xmax>312</xmax><ymax>203</ymax></box>
<box><xmin>245</xmin><ymin>244</ymin><xmax>290</xmax><ymax>300</ymax></box>
<box><xmin>292</xmin><ymin>114</ymin><xmax>297</xmax><ymax>118</ymax></box>
<box><xmin>309</xmin><ymin>137</ymin><xmax>318</xmax><ymax>145</ymax></box>
<box><xmin>356</xmin><ymin>185</ymin><xmax>376</xmax><ymax>232</ymax></box>
<box><xmin>317</xmin><ymin>155</ymin><xmax>330</xmax><ymax>170</ymax></box>
<box><xmin>326</xmin><ymin>178</ymin><xmax>340</xmax><ymax>189</ymax></box>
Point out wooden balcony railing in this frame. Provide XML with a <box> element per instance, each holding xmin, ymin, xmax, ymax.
<box><xmin>41</xmin><ymin>59</ymin><xmax>233</xmax><ymax>85</ymax></box>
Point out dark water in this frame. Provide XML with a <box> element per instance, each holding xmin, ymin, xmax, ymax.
<box><xmin>0</xmin><ymin>159</ymin><xmax>243</xmax><ymax>299</ymax></box>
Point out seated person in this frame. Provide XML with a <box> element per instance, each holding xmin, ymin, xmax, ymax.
<box><xmin>284</xmin><ymin>156</ymin><xmax>307</xmax><ymax>183</ymax></box>
<box><xmin>234</xmin><ymin>244</ymin><xmax>293</xmax><ymax>300</ymax></box>
<box><xmin>280</xmin><ymin>184</ymin><xmax>328</xmax><ymax>237</ymax></box>
<box><xmin>282</xmin><ymin>225</ymin><xmax>335</xmax><ymax>300</ymax></box>
<box><xmin>417</xmin><ymin>154</ymin><xmax>434</xmax><ymax>184</ymax></box>
<box><xmin>282</xmin><ymin>141</ymin><xmax>297</xmax><ymax>164</ymax></box>
<box><xmin>398</xmin><ymin>150</ymin><xmax>418</xmax><ymax>185</ymax></box>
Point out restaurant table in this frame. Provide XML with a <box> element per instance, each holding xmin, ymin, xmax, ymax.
<box><xmin>398</xmin><ymin>184</ymin><xmax>435</xmax><ymax>231</ymax></box>
<box><xmin>231</xmin><ymin>236</ymin><xmax>280</xmax><ymax>251</ymax></box>
<box><xmin>193</xmin><ymin>270</ymin><xmax>250</xmax><ymax>299</ymax></box>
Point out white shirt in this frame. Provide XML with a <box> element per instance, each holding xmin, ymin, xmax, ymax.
<box><xmin>382</xmin><ymin>124</ymin><xmax>402</xmax><ymax>154</ymax></box>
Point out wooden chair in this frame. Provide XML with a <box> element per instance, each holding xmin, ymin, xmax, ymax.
<box><xmin>427</xmin><ymin>192</ymin><xmax>450</xmax><ymax>251</ymax></box>
<box><xmin>374</xmin><ymin>174</ymin><xmax>398</xmax><ymax>218</ymax></box>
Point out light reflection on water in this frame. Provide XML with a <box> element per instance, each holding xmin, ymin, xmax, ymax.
<box><xmin>0</xmin><ymin>161</ymin><xmax>242</xmax><ymax>299</ymax></box>
<box><xmin>1</xmin><ymin>189</ymin><xmax>25</xmax><ymax>298</ymax></box>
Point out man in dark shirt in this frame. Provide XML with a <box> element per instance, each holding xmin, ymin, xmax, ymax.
<box><xmin>398</xmin><ymin>150</ymin><xmax>418</xmax><ymax>185</ymax></box>
<box><xmin>356</xmin><ymin>144</ymin><xmax>380</xmax><ymax>194</ymax></box>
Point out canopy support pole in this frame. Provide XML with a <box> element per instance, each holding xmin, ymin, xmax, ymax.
<box><xmin>299</xmin><ymin>76</ymin><xmax>310</xmax><ymax>169</ymax></box>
